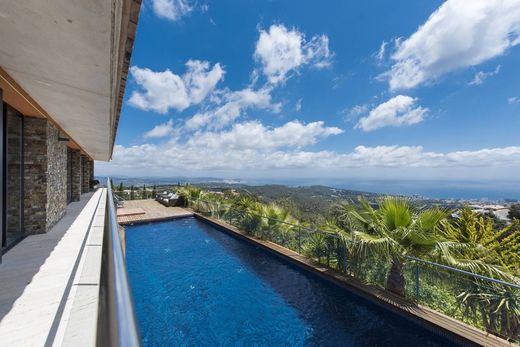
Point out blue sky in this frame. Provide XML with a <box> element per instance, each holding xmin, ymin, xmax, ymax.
<box><xmin>97</xmin><ymin>0</ymin><xmax>520</xmax><ymax>181</ymax></box>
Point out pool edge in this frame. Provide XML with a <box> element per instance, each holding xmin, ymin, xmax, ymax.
<box><xmin>118</xmin><ymin>213</ymin><xmax>194</xmax><ymax>226</ymax></box>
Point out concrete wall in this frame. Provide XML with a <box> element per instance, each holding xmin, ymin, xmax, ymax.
<box><xmin>23</xmin><ymin>117</ymin><xmax>68</xmax><ymax>234</ymax></box>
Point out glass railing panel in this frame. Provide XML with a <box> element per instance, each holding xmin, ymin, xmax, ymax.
<box><xmin>406</xmin><ymin>259</ymin><xmax>520</xmax><ymax>342</ymax></box>
<box><xmin>190</xmin><ymin>198</ymin><xmax>520</xmax><ymax>343</ymax></box>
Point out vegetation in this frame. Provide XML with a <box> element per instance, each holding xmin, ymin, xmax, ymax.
<box><xmin>109</xmin><ymin>179</ymin><xmax>520</xmax><ymax>340</ymax></box>
<box><xmin>342</xmin><ymin>198</ymin><xmax>454</xmax><ymax>296</ymax></box>
<box><xmin>509</xmin><ymin>204</ymin><xmax>520</xmax><ymax>221</ymax></box>
<box><xmin>178</xmin><ymin>185</ymin><xmax>520</xmax><ymax>342</ymax></box>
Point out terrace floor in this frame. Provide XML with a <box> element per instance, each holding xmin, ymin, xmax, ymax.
<box><xmin>116</xmin><ymin>199</ymin><xmax>192</xmax><ymax>224</ymax></box>
<box><xmin>0</xmin><ymin>189</ymin><xmax>106</xmax><ymax>347</ymax></box>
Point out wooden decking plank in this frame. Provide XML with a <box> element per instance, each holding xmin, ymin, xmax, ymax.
<box><xmin>116</xmin><ymin>199</ymin><xmax>192</xmax><ymax>224</ymax></box>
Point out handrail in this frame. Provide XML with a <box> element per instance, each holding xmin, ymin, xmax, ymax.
<box><xmin>98</xmin><ymin>178</ymin><xmax>141</xmax><ymax>346</ymax></box>
<box><xmin>192</xmin><ymin>198</ymin><xmax>520</xmax><ymax>290</ymax></box>
<box><xmin>404</xmin><ymin>256</ymin><xmax>520</xmax><ymax>289</ymax></box>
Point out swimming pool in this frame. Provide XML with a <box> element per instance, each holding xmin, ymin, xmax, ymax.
<box><xmin>126</xmin><ymin>217</ymin><xmax>459</xmax><ymax>346</ymax></box>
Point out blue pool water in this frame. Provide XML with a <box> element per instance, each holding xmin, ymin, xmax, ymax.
<box><xmin>126</xmin><ymin>217</ymin><xmax>458</xmax><ymax>346</ymax></box>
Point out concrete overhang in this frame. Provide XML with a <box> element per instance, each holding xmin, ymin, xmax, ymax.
<box><xmin>0</xmin><ymin>0</ymin><xmax>141</xmax><ymax>160</ymax></box>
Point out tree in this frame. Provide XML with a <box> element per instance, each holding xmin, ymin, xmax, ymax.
<box><xmin>346</xmin><ymin>197</ymin><xmax>454</xmax><ymax>296</ymax></box>
<box><xmin>177</xmin><ymin>185</ymin><xmax>207</xmax><ymax>207</ymax></box>
<box><xmin>440</xmin><ymin>207</ymin><xmax>520</xmax><ymax>339</ymax></box>
<box><xmin>441</xmin><ymin>206</ymin><xmax>520</xmax><ymax>276</ymax></box>
<box><xmin>509</xmin><ymin>204</ymin><xmax>520</xmax><ymax>221</ymax></box>
<box><xmin>118</xmin><ymin>182</ymin><xmax>124</xmax><ymax>193</ymax></box>
<box><xmin>151</xmin><ymin>185</ymin><xmax>157</xmax><ymax>198</ymax></box>
<box><xmin>142</xmin><ymin>184</ymin><xmax>147</xmax><ymax>199</ymax></box>
<box><xmin>130</xmin><ymin>185</ymin><xmax>135</xmax><ymax>200</ymax></box>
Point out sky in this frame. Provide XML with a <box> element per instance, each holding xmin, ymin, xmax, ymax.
<box><xmin>97</xmin><ymin>0</ymin><xmax>520</xmax><ymax>182</ymax></box>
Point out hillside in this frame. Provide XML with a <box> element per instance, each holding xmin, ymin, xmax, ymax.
<box><xmin>197</xmin><ymin>183</ymin><xmax>381</xmax><ymax>222</ymax></box>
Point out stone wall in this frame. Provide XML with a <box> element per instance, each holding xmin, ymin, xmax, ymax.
<box><xmin>23</xmin><ymin>117</ymin><xmax>48</xmax><ymax>234</ymax></box>
<box><xmin>81</xmin><ymin>155</ymin><xmax>90</xmax><ymax>193</ymax></box>
<box><xmin>23</xmin><ymin>117</ymin><xmax>68</xmax><ymax>234</ymax></box>
<box><xmin>70</xmin><ymin>149</ymin><xmax>82</xmax><ymax>201</ymax></box>
<box><xmin>46</xmin><ymin>121</ymin><xmax>67</xmax><ymax>230</ymax></box>
<box><xmin>67</xmin><ymin>148</ymin><xmax>71</xmax><ymax>202</ymax></box>
<box><xmin>90</xmin><ymin>160</ymin><xmax>95</xmax><ymax>184</ymax></box>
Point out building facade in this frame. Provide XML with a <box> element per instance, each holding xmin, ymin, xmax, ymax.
<box><xmin>0</xmin><ymin>0</ymin><xmax>141</xmax><ymax>253</ymax></box>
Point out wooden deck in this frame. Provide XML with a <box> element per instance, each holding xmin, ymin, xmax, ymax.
<box><xmin>116</xmin><ymin>199</ymin><xmax>192</xmax><ymax>224</ymax></box>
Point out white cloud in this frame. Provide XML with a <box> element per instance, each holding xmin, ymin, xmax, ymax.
<box><xmin>468</xmin><ymin>65</ymin><xmax>501</xmax><ymax>86</ymax></box>
<box><xmin>183</xmin><ymin>60</ymin><xmax>225</xmax><ymax>104</ymax></box>
<box><xmin>376</xmin><ymin>40</ymin><xmax>388</xmax><ymax>61</ymax></box>
<box><xmin>295</xmin><ymin>99</ymin><xmax>302</xmax><ymax>111</ymax></box>
<box><xmin>187</xmin><ymin>120</ymin><xmax>343</xmax><ymax>150</ymax></box>
<box><xmin>383</xmin><ymin>0</ymin><xmax>520</xmax><ymax>90</ymax></box>
<box><xmin>356</xmin><ymin>95</ymin><xmax>428</xmax><ymax>131</ymax></box>
<box><xmin>144</xmin><ymin>119</ymin><xmax>175</xmax><ymax>138</ymax></box>
<box><xmin>185</xmin><ymin>87</ymin><xmax>281</xmax><ymax>130</ymax></box>
<box><xmin>349</xmin><ymin>104</ymin><xmax>369</xmax><ymax>117</ymax></box>
<box><xmin>100</xmin><ymin>119</ymin><xmax>345</xmax><ymax>173</ymax></box>
<box><xmin>341</xmin><ymin>104</ymin><xmax>370</xmax><ymax>123</ymax></box>
<box><xmin>508</xmin><ymin>96</ymin><xmax>520</xmax><ymax>104</ymax></box>
<box><xmin>99</xmin><ymin>142</ymin><xmax>520</xmax><ymax>177</ymax></box>
<box><xmin>254</xmin><ymin>24</ymin><xmax>332</xmax><ymax>84</ymax></box>
<box><xmin>128</xmin><ymin>60</ymin><xmax>224</xmax><ymax>114</ymax></box>
<box><xmin>151</xmin><ymin>0</ymin><xmax>193</xmax><ymax>21</ymax></box>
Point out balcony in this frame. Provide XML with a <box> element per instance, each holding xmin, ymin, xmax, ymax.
<box><xmin>0</xmin><ymin>184</ymin><xmax>139</xmax><ymax>346</ymax></box>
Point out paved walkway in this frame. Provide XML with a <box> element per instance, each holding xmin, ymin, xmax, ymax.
<box><xmin>0</xmin><ymin>189</ymin><xmax>104</xmax><ymax>347</ymax></box>
<box><xmin>116</xmin><ymin>199</ymin><xmax>192</xmax><ymax>224</ymax></box>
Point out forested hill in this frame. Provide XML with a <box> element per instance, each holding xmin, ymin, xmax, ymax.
<box><xmin>198</xmin><ymin>184</ymin><xmax>382</xmax><ymax>222</ymax></box>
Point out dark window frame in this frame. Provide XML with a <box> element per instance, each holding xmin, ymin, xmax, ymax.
<box><xmin>1</xmin><ymin>100</ymin><xmax>25</xmax><ymax>253</ymax></box>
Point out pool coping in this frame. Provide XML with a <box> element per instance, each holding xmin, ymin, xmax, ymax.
<box><xmin>192</xmin><ymin>212</ymin><xmax>515</xmax><ymax>347</ymax></box>
<box><xmin>118</xmin><ymin>212</ymin><xmax>194</xmax><ymax>225</ymax></box>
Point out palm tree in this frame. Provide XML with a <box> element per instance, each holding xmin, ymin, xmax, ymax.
<box><xmin>228</xmin><ymin>196</ymin><xmax>263</xmax><ymax>235</ymax></box>
<box><xmin>440</xmin><ymin>207</ymin><xmax>520</xmax><ymax>339</ymax></box>
<box><xmin>303</xmin><ymin>232</ymin><xmax>329</xmax><ymax>263</ymax></box>
<box><xmin>440</xmin><ymin>207</ymin><xmax>520</xmax><ymax>277</ymax></box>
<box><xmin>347</xmin><ymin>197</ymin><xmax>451</xmax><ymax>296</ymax></box>
<box><xmin>258</xmin><ymin>203</ymin><xmax>296</xmax><ymax>241</ymax></box>
<box><xmin>177</xmin><ymin>185</ymin><xmax>206</xmax><ymax>207</ymax></box>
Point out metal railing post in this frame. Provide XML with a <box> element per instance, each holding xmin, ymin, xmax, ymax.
<box><xmin>298</xmin><ymin>225</ymin><xmax>301</xmax><ymax>253</ymax></box>
<box><xmin>415</xmin><ymin>259</ymin><xmax>420</xmax><ymax>299</ymax></box>
<box><xmin>343</xmin><ymin>240</ymin><xmax>348</xmax><ymax>274</ymax></box>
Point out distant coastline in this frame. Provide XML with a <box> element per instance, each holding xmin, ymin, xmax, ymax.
<box><xmin>98</xmin><ymin>175</ymin><xmax>520</xmax><ymax>202</ymax></box>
